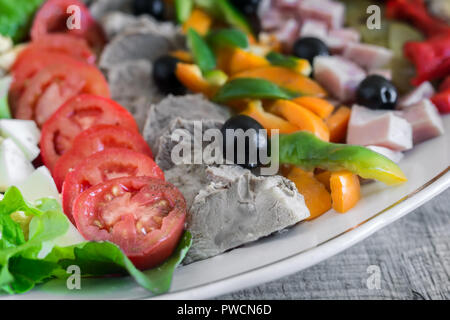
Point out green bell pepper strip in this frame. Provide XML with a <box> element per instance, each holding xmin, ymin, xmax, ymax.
<box><xmin>175</xmin><ymin>0</ymin><xmax>194</xmax><ymax>23</ymax></box>
<box><xmin>0</xmin><ymin>76</ymin><xmax>12</xmax><ymax>119</ymax></box>
<box><xmin>276</xmin><ymin>131</ymin><xmax>407</xmax><ymax>186</ymax></box>
<box><xmin>217</xmin><ymin>0</ymin><xmax>252</xmax><ymax>35</ymax></box>
<box><xmin>207</xmin><ymin>29</ymin><xmax>249</xmax><ymax>49</ymax></box>
<box><xmin>187</xmin><ymin>28</ymin><xmax>216</xmax><ymax>73</ymax></box>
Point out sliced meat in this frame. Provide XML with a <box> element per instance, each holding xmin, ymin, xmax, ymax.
<box><xmin>326</xmin><ymin>28</ymin><xmax>360</xmax><ymax>54</ymax></box>
<box><xmin>343</xmin><ymin>43</ymin><xmax>393</xmax><ymax>70</ymax></box>
<box><xmin>347</xmin><ymin>105</ymin><xmax>413</xmax><ymax>151</ymax></box>
<box><xmin>400</xmin><ymin>99</ymin><xmax>444</xmax><ymax>144</ymax></box>
<box><xmin>143</xmin><ymin>94</ymin><xmax>230</xmax><ymax>152</ymax></box>
<box><xmin>155</xmin><ymin>118</ymin><xmax>224</xmax><ymax>171</ymax></box>
<box><xmin>274</xmin><ymin>18</ymin><xmax>300</xmax><ymax>50</ymax></box>
<box><xmin>397</xmin><ymin>81</ymin><xmax>436</xmax><ymax>109</ymax></box>
<box><xmin>313</xmin><ymin>56</ymin><xmax>366</xmax><ymax>102</ymax></box>
<box><xmin>298</xmin><ymin>0</ymin><xmax>345</xmax><ymax>29</ymax></box>
<box><xmin>259</xmin><ymin>10</ymin><xmax>284</xmax><ymax>31</ymax></box>
<box><xmin>164</xmin><ymin>164</ymin><xmax>310</xmax><ymax>264</ymax></box>
<box><xmin>367</xmin><ymin>146</ymin><xmax>404</xmax><ymax>163</ymax></box>
<box><xmin>299</xmin><ymin>19</ymin><xmax>328</xmax><ymax>41</ymax></box>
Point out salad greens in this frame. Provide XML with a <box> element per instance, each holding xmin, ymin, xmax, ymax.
<box><xmin>0</xmin><ymin>0</ymin><xmax>44</xmax><ymax>43</ymax></box>
<box><xmin>206</xmin><ymin>29</ymin><xmax>249</xmax><ymax>50</ymax></box>
<box><xmin>187</xmin><ymin>28</ymin><xmax>216</xmax><ymax>73</ymax></box>
<box><xmin>0</xmin><ymin>187</ymin><xmax>192</xmax><ymax>295</ymax></box>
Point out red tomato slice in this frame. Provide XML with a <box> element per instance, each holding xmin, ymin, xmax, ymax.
<box><xmin>53</xmin><ymin>125</ymin><xmax>153</xmax><ymax>190</ymax></box>
<box><xmin>31</xmin><ymin>0</ymin><xmax>106</xmax><ymax>51</ymax></box>
<box><xmin>62</xmin><ymin>148</ymin><xmax>165</xmax><ymax>223</ymax></box>
<box><xmin>14</xmin><ymin>62</ymin><xmax>110</xmax><ymax>127</ymax></box>
<box><xmin>72</xmin><ymin>176</ymin><xmax>186</xmax><ymax>270</ymax></box>
<box><xmin>40</xmin><ymin>95</ymin><xmax>138</xmax><ymax>171</ymax></box>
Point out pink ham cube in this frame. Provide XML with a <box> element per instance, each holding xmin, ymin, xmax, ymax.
<box><xmin>259</xmin><ymin>10</ymin><xmax>284</xmax><ymax>31</ymax></box>
<box><xmin>347</xmin><ymin>105</ymin><xmax>413</xmax><ymax>151</ymax></box>
<box><xmin>298</xmin><ymin>0</ymin><xmax>345</xmax><ymax>29</ymax></box>
<box><xmin>274</xmin><ymin>18</ymin><xmax>300</xmax><ymax>49</ymax></box>
<box><xmin>343</xmin><ymin>43</ymin><xmax>393</xmax><ymax>70</ymax></box>
<box><xmin>400</xmin><ymin>99</ymin><xmax>444</xmax><ymax>144</ymax></box>
<box><xmin>326</xmin><ymin>28</ymin><xmax>361</xmax><ymax>53</ymax></box>
<box><xmin>299</xmin><ymin>19</ymin><xmax>328</xmax><ymax>41</ymax></box>
<box><xmin>313</xmin><ymin>56</ymin><xmax>366</xmax><ymax>102</ymax></box>
<box><xmin>397</xmin><ymin>82</ymin><xmax>436</xmax><ymax>109</ymax></box>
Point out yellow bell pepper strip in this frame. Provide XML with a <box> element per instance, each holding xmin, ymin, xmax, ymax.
<box><xmin>212</xmin><ymin>78</ymin><xmax>298</xmax><ymax>103</ymax></box>
<box><xmin>268</xmin><ymin>99</ymin><xmax>330</xmax><ymax>141</ymax></box>
<box><xmin>231</xmin><ymin>66</ymin><xmax>327</xmax><ymax>97</ymax></box>
<box><xmin>241</xmin><ymin>100</ymin><xmax>300</xmax><ymax>135</ymax></box>
<box><xmin>325</xmin><ymin>106</ymin><xmax>351</xmax><ymax>143</ymax></box>
<box><xmin>182</xmin><ymin>8</ymin><xmax>212</xmax><ymax>36</ymax></box>
<box><xmin>228</xmin><ymin>48</ymin><xmax>270</xmax><ymax>75</ymax></box>
<box><xmin>330</xmin><ymin>170</ymin><xmax>361</xmax><ymax>213</ymax></box>
<box><xmin>276</xmin><ymin>131</ymin><xmax>408</xmax><ymax>186</ymax></box>
<box><xmin>292</xmin><ymin>96</ymin><xmax>334</xmax><ymax>119</ymax></box>
<box><xmin>175</xmin><ymin>63</ymin><xmax>223</xmax><ymax>98</ymax></box>
<box><xmin>266</xmin><ymin>52</ymin><xmax>312</xmax><ymax>76</ymax></box>
<box><xmin>287</xmin><ymin>167</ymin><xmax>332</xmax><ymax>220</ymax></box>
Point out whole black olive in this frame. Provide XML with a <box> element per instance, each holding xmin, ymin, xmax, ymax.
<box><xmin>356</xmin><ymin>75</ymin><xmax>398</xmax><ymax>110</ymax></box>
<box><xmin>221</xmin><ymin>115</ymin><xmax>269</xmax><ymax>169</ymax></box>
<box><xmin>292</xmin><ymin>37</ymin><xmax>329</xmax><ymax>65</ymax></box>
<box><xmin>152</xmin><ymin>55</ymin><xmax>186</xmax><ymax>95</ymax></box>
<box><xmin>230</xmin><ymin>0</ymin><xmax>261</xmax><ymax>16</ymax></box>
<box><xmin>133</xmin><ymin>0</ymin><xmax>165</xmax><ymax>21</ymax></box>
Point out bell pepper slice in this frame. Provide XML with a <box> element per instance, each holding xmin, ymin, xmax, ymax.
<box><xmin>169</xmin><ymin>50</ymin><xmax>193</xmax><ymax>63</ymax></box>
<box><xmin>207</xmin><ymin>29</ymin><xmax>249</xmax><ymax>50</ymax></box>
<box><xmin>292</xmin><ymin>96</ymin><xmax>334</xmax><ymax>119</ymax></box>
<box><xmin>325</xmin><ymin>106</ymin><xmax>351</xmax><ymax>143</ymax></box>
<box><xmin>277</xmin><ymin>131</ymin><xmax>408</xmax><ymax>186</ymax></box>
<box><xmin>269</xmin><ymin>100</ymin><xmax>330</xmax><ymax>141</ymax></box>
<box><xmin>175</xmin><ymin>63</ymin><xmax>219</xmax><ymax>98</ymax></box>
<box><xmin>182</xmin><ymin>8</ymin><xmax>212</xmax><ymax>36</ymax></box>
<box><xmin>228</xmin><ymin>48</ymin><xmax>270</xmax><ymax>75</ymax></box>
<box><xmin>241</xmin><ymin>100</ymin><xmax>300</xmax><ymax>135</ymax></box>
<box><xmin>187</xmin><ymin>28</ymin><xmax>216</xmax><ymax>73</ymax></box>
<box><xmin>431</xmin><ymin>88</ymin><xmax>450</xmax><ymax>114</ymax></box>
<box><xmin>175</xmin><ymin>0</ymin><xmax>194</xmax><ymax>23</ymax></box>
<box><xmin>266</xmin><ymin>52</ymin><xmax>311</xmax><ymax>76</ymax></box>
<box><xmin>315</xmin><ymin>170</ymin><xmax>331</xmax><ymax>191</ymax></box>
<box><xmin>287</xmin><ymin>167</ymin><xmax>332</xmax><ymax>220</ymax></box>
<box><xmin>231</xmin><ymin>66</ymin><xmax>327</xmax><ymax>97</ymax></box>
<box><xmin>330</xmin><ymin>171</ymin><xmax>361</xmax><ymax>213</ymax></box>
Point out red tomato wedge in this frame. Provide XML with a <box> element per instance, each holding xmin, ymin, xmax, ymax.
<box><xmin>31</xmin><ymin>0</ymin><xmax>106</xmax><ymax>51</ymax></box>
<box><xmin>53</xmin><ymin>125</ymin><xmax>153</xmax><ymax>190</ymax></box>
<box><xmin>14</xmin><ymin>62</ymin><xmax>110</xmax><ymax>127</ymax></box>
<box><xmin>62</xmin><ymin>148</ymin><xmax>165</xmax><ymax>223</ymax></box>
<box><xmin>40</xmin><ymin>95</ymin><xmax>138</xmax><ymax>171</ymax></box>
<box><xmin>72</xmin><ymin>176</ymin><xmax>186</xmax><ymax>270</ymax></box>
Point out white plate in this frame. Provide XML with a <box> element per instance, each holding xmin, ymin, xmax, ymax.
<box><xmin>4</xmin><ymin>115</ymin><xmax>450</xmax><ymax>300</ymax></box>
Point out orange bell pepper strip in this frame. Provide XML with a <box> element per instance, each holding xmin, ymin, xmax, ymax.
<box><xmin>330</xmin><ymin>170</ymin><xmax>361</xmax><ymax>213</ymax></box>
<box><xmin>228</xmin><ymin>48</ymin><xmax>270</xmax><ymax>75</ymax></box>
<box><xmin>315</xmin><ymin>170</ymin><xmax>331</xmax><ymax>191</ymax></box>
<box><xmin>241</xmin><ymin>100</ymin><xmax>300</xmax><ymax>135</ymax></box>
<box><xmin>170</xmin><ymin>50</ymin><xmax>193</xmax><ymax>63</ymax></box>
<box><xmin>325</xmin><ymin>106</ymin><xmax>351</xmax><ymax>143</ymax></box>
<box><xmin>288</xmin><ymin>167</ymin><xmax>332</xmax><ymax>221</ymax></box>
<box><xmin>231</xmin><ymin>66</ymin><xmax>327</xmax><ymax>97</ymax></box>
<box><xmin>268</xmin><ymin>99</ymin><xmax>330</xmax><ymax>141</ymax></box>
<box><xmin>182</xmin><ymin>8</ymin><xmax>212</xmax><ymax>36</ymax></box>
<box><xmin>292</xmin><ymin>96</ymin><xmax>334</xmax><ymax>119</ymax></box>
<box><xmin>175</xmin><ymin>63</ymin><xmax>218</xmax><ymax>98</ymax></box>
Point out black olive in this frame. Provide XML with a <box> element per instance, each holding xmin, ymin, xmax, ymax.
<box><xmin>152</xmin><ymin>55</ymin><xmax>186</xmax><ymax>95</ymax></box>
<box><xmin>221</xmin><ymin>115</ymin><xmax>270</xmax><ymax>169</ymax></box>
<box><xmin>292</xmin><ymin>37</ymin><xmax>329</xmax><ymax>65</ymax></box>
<box><xmin>132</xmin><ymin>0</ymin><xmax>165</xmax><ymax>21</ymax></box>
<box><xmin>230</xmin><ymin>0</ymin><xmax>261</xmax><ymax>16</ymax></box>
<box><xmin>356</xmin><ymin>75</ymin><xmax>398</xmax><ymax>110</ymax></box>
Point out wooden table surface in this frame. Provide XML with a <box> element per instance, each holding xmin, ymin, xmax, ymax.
<box><xmin>218</xmin><ymin>188</ymin><xmax>450</xmax><ymax>300</ymax></box>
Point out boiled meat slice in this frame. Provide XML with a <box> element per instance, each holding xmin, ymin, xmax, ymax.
<box><xmin>397</xmin><ymin>81</ymin><xmax>436</xmax><ymax>109</ymax></box>
<box><xmin>343</xmin><ymin>42</ymin><xmax>393</xmax><ymax>70</ymax></box>
<box><xmin>299</xmin><ymin>19</ymin><xmax>328</xmax><ymax>41</ymax></box>
<box><xmin>326</xmin><ymin>28</ymin><xmax>360</xmax><ymax>53</ymax></box>
<box><xmin>298</xmin><ymin>0</ymin><xmax>345</xmax><ymax>29</ymax></box>
<box><xmin>347</xmin><ymin>105</ymin><xmax>413</xmax><ymax>151</ymax></box>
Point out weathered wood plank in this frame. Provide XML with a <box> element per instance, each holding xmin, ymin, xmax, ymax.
<box><xmin>218</xmin><ymin>188</ymin><xmax>450</xmax><ymax>300</ymax></box>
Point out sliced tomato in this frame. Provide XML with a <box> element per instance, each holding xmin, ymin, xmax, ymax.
<box><xmin>14</xmin><ymin>62</ymin><xmax>110</xmax><ymax>127</ymax></box>
<box><xmin>72</xmin><ymin>176</ymin><xmax>186</xmax><ymax>270</ymax></box>
<box><xmin>53</xmin><ymin>125</ymin><xmax>153</xmax><ymax>190</ymax></box>
<box><xmin>62</xmin><ymin>148</ymin><xmax>165</xmax><ymax>223</ymax></box>
<box><xmin>31</xmin><ymin>0</ymin><xmax>106</xmax><ymax>51</ymax></box>
<box><xmin>40</xmin><ymin>95</ymin><xmax>138</xmax><ymax>171</ymax></box>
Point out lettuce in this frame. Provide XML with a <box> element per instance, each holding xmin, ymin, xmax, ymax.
<box><xmin>0</xmin><ymin>187</ymin><xmax>192</xmax><ymax>295</ymax></box>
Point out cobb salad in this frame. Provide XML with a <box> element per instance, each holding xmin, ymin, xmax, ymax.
<box><xmin>0</xmin><ymin>0</ymin><xmax>448</xmax><ymax>296</ymax></box>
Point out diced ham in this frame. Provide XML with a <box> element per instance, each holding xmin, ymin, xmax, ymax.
<box><xmin>368</xmin><ymin>69</ymin><xmax>392</xmax><ymax>80</ymax></box>
<box><xmin>347</xmin><ymin>105</ymin><xmax>413</xmax><ymax>151</ymax></box>
<box><xmin>274</xmin><ymin>18</ymin><xmax>300</xmax><ymax>49</ymax></box>
<box><xmin>326</xmin><ymin>28</ymin><xmax>361</xmax><ymax>54</ymax></box>
<box><xmin>274</xmin><ymin>0</ymin><xmax>300</xmax><ymax>10</ymax></box>
<box><xmin>400</xmin><ymin>99</ymin><xmax>444</xmax><ymax>144</ymax></box>
<box><xmin>343</xmin><ymin>43</ymin><xmax>393</xmax><ymax>70</ymax></box>
<box><xmin>367</xmin><ymin>146</ymin><xmax>404</xmax><ymax>164</ymax></box>
<box><xmin>298</xmin><ymin>0</ymin><xmax>345</xmax><ymax>29</ymax></box>
<box><xmin>259</xmin><ymin>10</ymin><xmax>284</xmax><ymax>31</ymax></box>
<box><xmin>313</xmin><ymin>56</ymin><xmax>366</xmax><ymax>102</ymax></box>
<box><xmin>397</xmin><ymin>81</ymin><xmax>436</xmax><ymax>109</ymax></box>
<box><xmin>299</xmin><ymin>19</ymin><xmax>328</xmax><ymax>41</ymax></box>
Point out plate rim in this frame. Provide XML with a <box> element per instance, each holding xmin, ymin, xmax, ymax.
<box><xmin>153</xmin><ymin>167</ymin><xmax>450</xmax><ymax>300</ymax></box>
